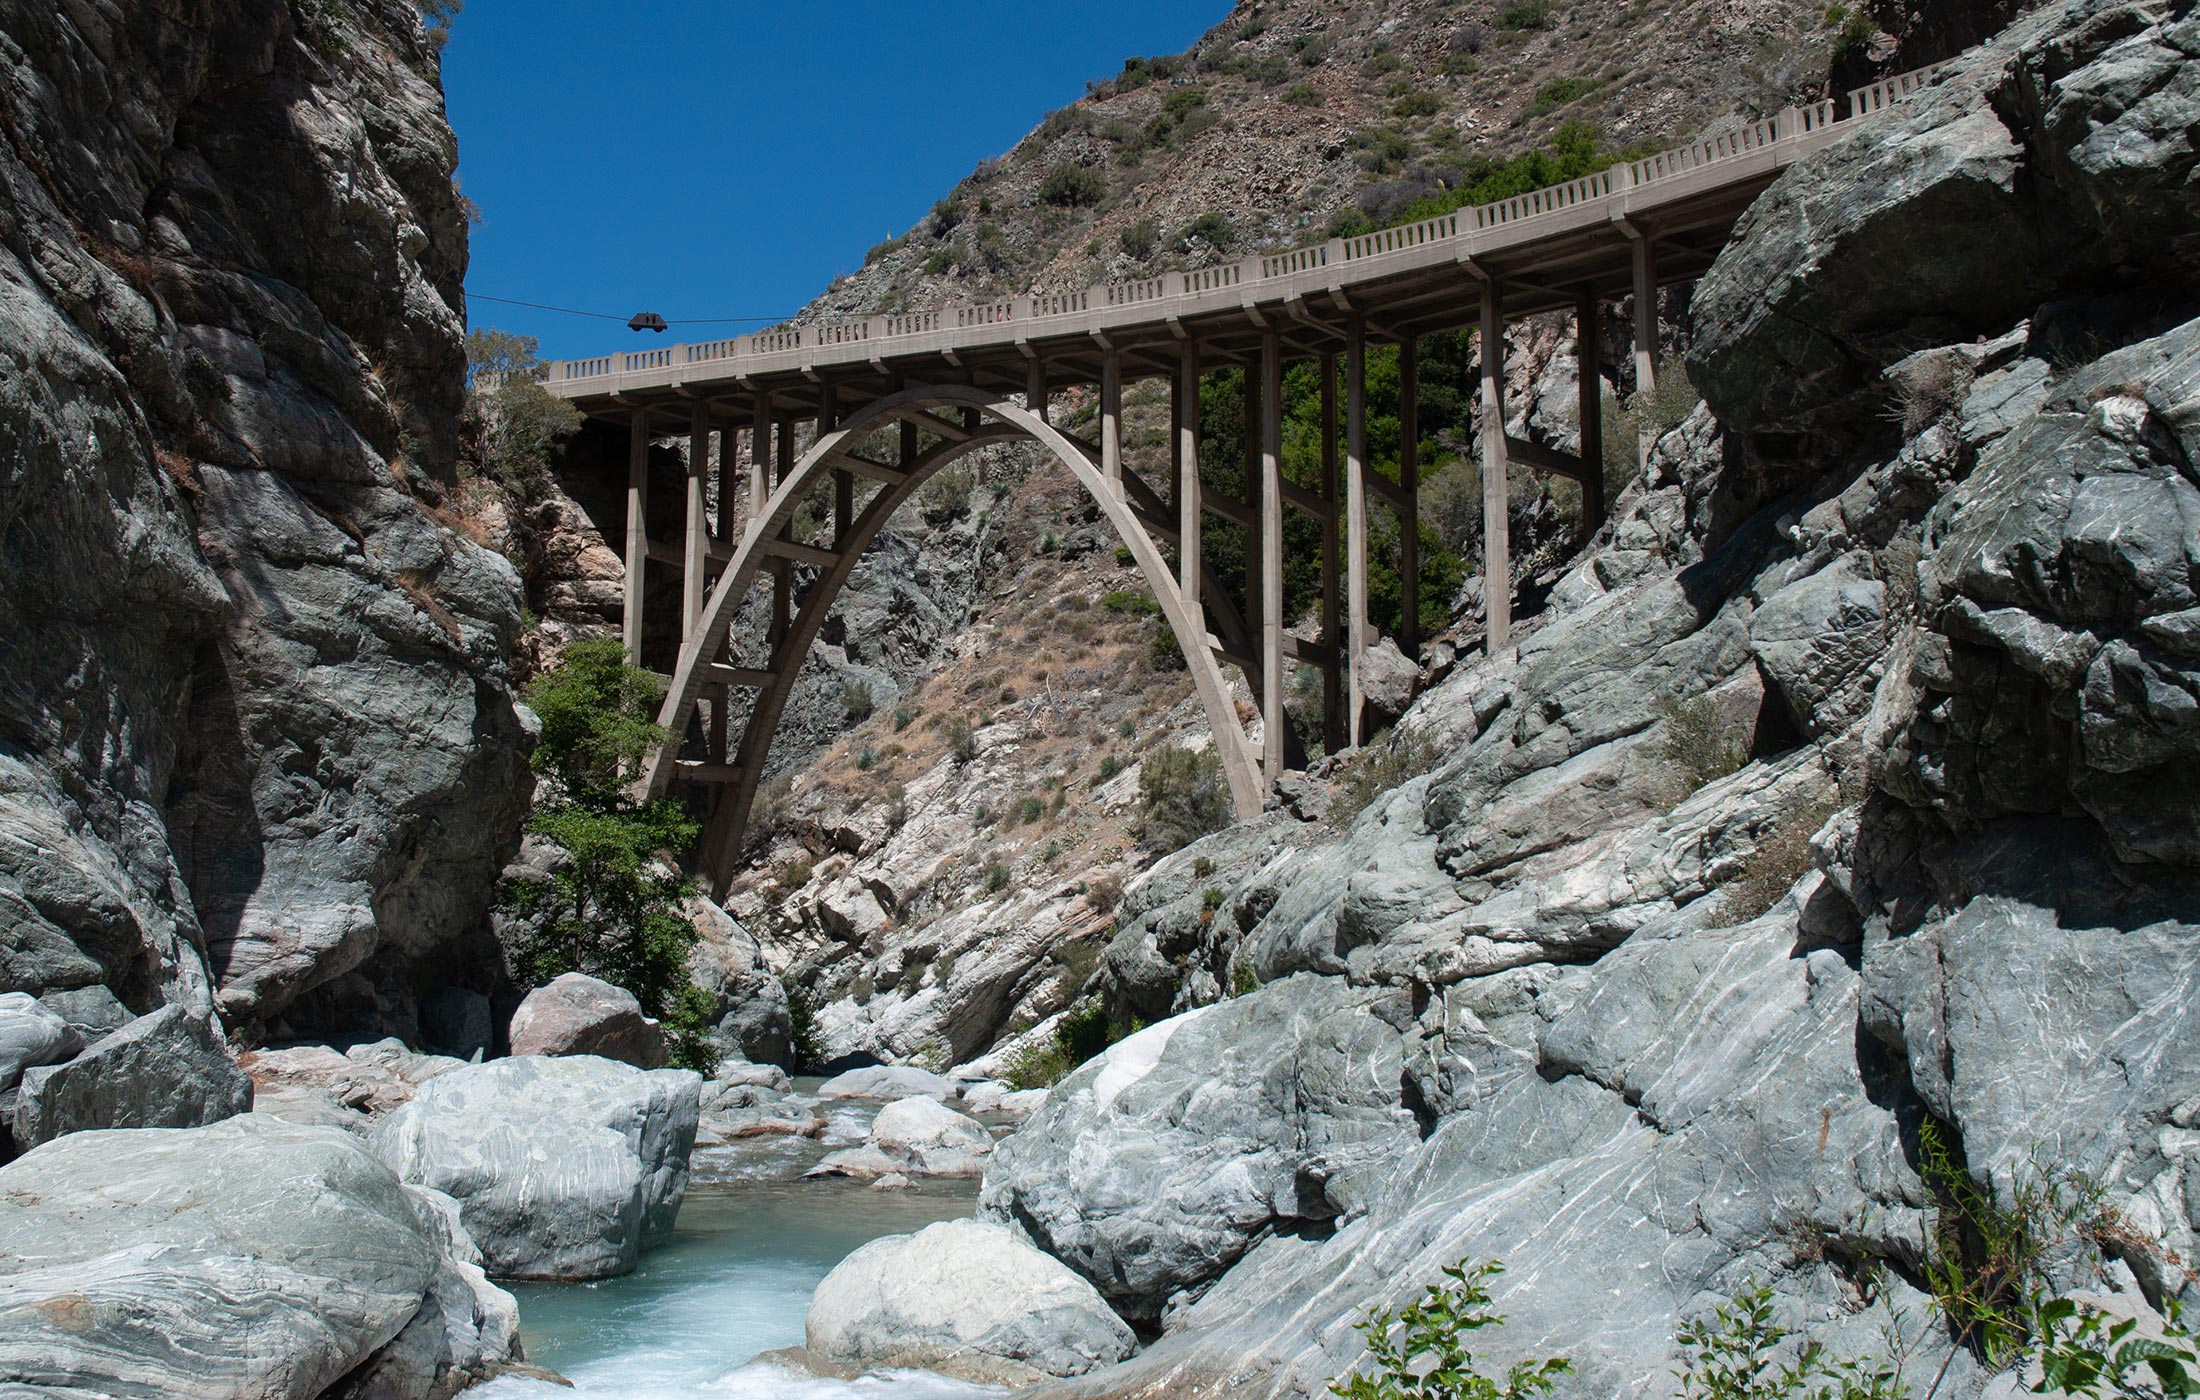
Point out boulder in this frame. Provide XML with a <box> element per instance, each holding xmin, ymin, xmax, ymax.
<box><xmin>1357</xmin><ymin>634</ymin><xmax>1421</xmax><ymax>727</ymax></box>
<box><xmin>685</xmin><ymin>897</ymin><xmax>794</xmax><ymax>1066</ymax></box>
<box><xmin>962</xmin><ymin>1080</ymin><xmax>1048</xmax><ymax>1122</ymax></box>
<box><xmin>805</xmin><ymin>1218</ymin><xmax>1136</xmax><ymax>1383</ymax></box>
<box><xmin>419</xmin><ymin>986</ymin><xmax>492</xmax><ymax>1061</ymax></box>
<box><xmin>815</xmin><ymin>1064</ymin><xmax>958</xmax><ymax>1101</ymax></box>
<box><xmin>507</xmin><ymin>972</ymin><xmax>667</xmax><ymax>1068</ymax></box>
<box><xmin>369</xmin><ymin>1054</ymin><xmax>700</xmax><ymax>1280</ymax></box>
<box><xmin>811</xmin><ymin>1095</ymin><xmax>994</xmax><ymax>1179</ymax></box>
<box><xmin>0</xmin><ymin>991</ymin><xmax>79</xmax><ymax>1091</ymax></box>
<box><xmin>0</xmin><ymin>1115</ymin><xmax>518</xmax><ymax>1397</ymax></box>
<box><xmin>711</xmin><ymin>1057</ymin><xmax>794</xmax><ymax>1093</ymax></box>
<box><xmin>12</xmin><ymin>1004</ymin><xmax>252</xmax><ymax>1150</ymax></box>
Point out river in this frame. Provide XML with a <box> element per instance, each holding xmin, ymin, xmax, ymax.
<box><xmin>471</xmin><ymin>1092</ymin><xmax>1005</xmax><ymax>1399</ymax></box>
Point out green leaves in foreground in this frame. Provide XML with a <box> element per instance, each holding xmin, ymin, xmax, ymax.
<box><xmin>2032</xmin><ymin>1297</ymin><xmax>2200</xmax><ymax>1399</ymax></box>
<box><xmin>1675</xmin><ymin>1284</ymin><xmax>1905</xmax><ymax>1400</ymax></box>
<box><xmin>1331</xmin><ymin>1259</ymin><xmax>1572</xmax><ymax>1400</ymax></box>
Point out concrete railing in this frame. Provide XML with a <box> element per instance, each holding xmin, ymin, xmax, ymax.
<box><xmin>541</xmin><ymin>59</ymin><xmax>1948</xmax><ymax>387</ymax></box>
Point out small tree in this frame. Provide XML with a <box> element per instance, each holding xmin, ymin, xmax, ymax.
<box><xmin>1331</xmin><ymin>1259</ymin><xmax>1573</xmax><ymax>1400</ymax></box>
<box><xmin>506</xmin><ymin>639</ymin><xmax>716</xmax><ymax>1071</ymax></box>
<box><xmin>1675</xmin><ymin>1284</ymin><xmax>1905</xmax><ymax>1400</ymax></box>
<box><xmin>464</xmin><ymin>328</ymin><xmax>581</xmax><ymax>490</ymax></box>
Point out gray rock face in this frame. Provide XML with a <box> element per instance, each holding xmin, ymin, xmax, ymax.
<box><xmin>0</xmin><ymin>1114</ymin><xmax>519</xmax><ymax>1398</ymax></box>
<box><xmin>508</xmin><ymin>973</ymin><xmax>668</xmax><ymax>1068</ymax></box>
<box><xmin>1690</xmin><ymin>0</ymin><xmax>2200</xmax><ymax>454</ymax></box>
<box><xmin>13</xmin><ymin>1005</ymin><xmax>252</xmax><ymax>1151</ymax></box>
<box><xmin>982</xmin><ymin>976</ymin><xmax>1421</xmax><ymax>1323</ymax></box>
<box><xmin>684</xmin><ymin>898</ymin><xmax>793</xmax><ymax>1067</ymax></box>
<box><xmin>0</xmin><ymin>0</ymin><xmax>530</xmax><ymax>1041</ymax></box>
<box><xmin>369</xmin><ymin>1054</ymin><xmax>700</xmax><ymax>1280</ymax></box>
<box><xmin>806</xmin><ymin>1218</ymin><xmax>1137</xmax><ymax>1383</ymax></box>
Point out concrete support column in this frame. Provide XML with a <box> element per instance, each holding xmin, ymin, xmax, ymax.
<box><xmin>1576</xmin><ymin>287</ymin><xmax>1606</xmax><ymax>537</ymax></box>
<box><xmin>770</xmin><ymin>413</ymin><xmax>794</xmax><ymax>648</ymax></box>
<box><xmin>1259</xmin><ymin>330</ymin><xmax>1285</xmax><ymax>784</ymax></box>
<box><xmin>1630</xmin><ymin>230</ymin><xmax>1659</xmax><ymax>470</ymax></box>
<box><xmin>1319</xmin><ymin>352</ymin><xmax>1342</xmax><ymax>755</ymax></box>
<box><xmin>1345</xmin><ymin>317</ymin><xmax>1369</xmax><ymax>748</ymax></box>
<box><xmin>1026</xmin><ymin>357</ymin><xmax>1048</xmax><ymax>426</ymax></box>
<box><xmin>1100</xmin><ymin>348</ymin><xmax>1124</xmax><ymax>496</ymax></box>
<box><xmin>821</xmin><ymin>383</ymin><xmax>851</xmax><ymax>544</ymax></box>
<box><xmin>1480</xmin><ymin>279</ymin><xmax>1513</xmax><ymax>653</ymax></box>
<box><xmin>683</xmin><ymin>402</ymin><xmax>710</xmax><ymax>640</ymax></box>
<box><xmin>1399</xmin><ymin>337</ymin><xmax>1421</xmax><ymax>661</ymax></box>
<box><xmin>747</xmin><ymin>391</ymin><xmax>773</xmax><ymax>533</ymax></box>
<box><xmin>1174</xmin><ymin>342</ymin><xmax>1202</xmax><ymax>610</ymax></box>
<box><xmin>713</xmin><ymin>424</ymin><xmax>736</xmax><ymax>544</ymax></box>
<box><xmin>1241</xmin><ymin>352</ymin><xmax>1262</xmax><ymax>644</ymax></box>
<box><xmin>622</xmin><ymin>409</ymin><xmax>650</xmax><ymax>663</ymax></box>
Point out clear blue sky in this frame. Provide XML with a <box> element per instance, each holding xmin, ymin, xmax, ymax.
<box><xmin>443</xmin><ymin>2</ymin><xmax>1231</xmax><ymax>363</ymax></box>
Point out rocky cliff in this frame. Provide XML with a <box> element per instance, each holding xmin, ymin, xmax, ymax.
<box><xmin>956</xmin><ymin>1</ymin><xmax>2200</xmax><ymax>1393</ymax></box>
<box><xmin>0</xmin><ymin>0</ymin><xmax>530</xmax><ymax>1048</ymax></box>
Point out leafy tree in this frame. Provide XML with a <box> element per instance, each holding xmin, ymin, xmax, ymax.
<box><xmin>464</xmin><ymin>328</ymin><xmax>581</xmax><ymax>490</ymax></box>
<box><xmin>1331</xmin><ymin>1258</ymin><xmax>1573</xmax><ymax>1400</ymax></box>
<box><xmin>505</xmin><ymin>639</ymin><xmax>716</xmax><ymax>1071</ymax></box>
<box><xmin>2031</xmin><ymin>1297</ymin><xmax>2200</xmax><ymax>1398</ymax></box>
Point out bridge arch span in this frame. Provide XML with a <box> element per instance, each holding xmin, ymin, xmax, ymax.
<box><xmin>640</xmin><ymin>383</ymin><xmax>1265</xmax><ymax>890</ymax></box>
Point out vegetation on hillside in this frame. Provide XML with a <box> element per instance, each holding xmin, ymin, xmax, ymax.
<box><xmin>502</xmin><ymin>639</ymin><xmax>717</xmax><ymax>1071</ymax></box>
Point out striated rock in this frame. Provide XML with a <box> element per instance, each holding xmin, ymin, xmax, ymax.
<box><xmin>806</xmin><ymin>1218</ymin><xmax>1136</xmax><ymax>1383</ymax></box>
<box><xmin>684</xmin><ymin>898</ymin><xmax>794</xmax><ymax>1067</ymax></box>
<box><xmin>0</xmin><ymin>992</ymin><xmax>79</xmax><ymax>1092</ymax></box>
<box><xmin>12</xmin><ymin>1005</ymin><xmax>252</xmax><ymax>1151</ymax></box>
<box><xmin>963</xmin><ymin>1080</ymin><xmax>1049</xmax><ymax>1122</ymax></box>
<box><xmin>817</xmin><ymin>1064</ymin><xmax>959</xmax><ymax>1101</ymax></box>
<box><xmin>508</xmin><ymin>972</ymin><xmax>667</xmax><ymax>1068</ymax></box>
<box><xmin>981</xmin><ymin>976</ymin><xmax>1420</xmax><ymax>1322</ymax></box>
<box><xmin>369</xmin><ymin>1055</ymin><xmax>699</xmax><ymax>1280</ymax></box>
<box><xmin>1691</xmin><ymin>0</ymin><xmax>2200</xmax><ymax>454</ymax></box>
<box><xmin>0</xmin><ymin>1115</ymin><xmax>519</xmax><ymax>1399</ymax></box>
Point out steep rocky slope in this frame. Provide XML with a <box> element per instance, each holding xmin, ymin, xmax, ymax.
<box><xmin>951</xmin><ymin>2</ymin><xmax>2200</xmax><ymax>1393</ymax></box>
<box><xmin>808</xmin><ymin>0</ymin><xmax>1858</xmax><ymax>318</ymax></box>
<box><xmin>0</xmin><ymin>0</ymin><xmax>529</xmax><ymax>1046</ymax></box>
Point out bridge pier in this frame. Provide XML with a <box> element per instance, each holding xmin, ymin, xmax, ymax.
<box><xmin>1258</xmin><ymin>330</ymin><xmax>1285</xmax><ymax>783</ymax></box>
<box><xmin>1344</xmin><ymin>316</ymin><xmax>1369</xmax><ymax>748</ymax></box>
<box><xmin>621</xmin><ymin>409</ymin><xmax>650</xmax><ymax>663</ymax></box>
<box><xmin>1628</xmin><ymin>225</ymin><xmax>1660</xmax><ymax>470</ymax></box>
<box><xmin>1480</xmin><ymin>279</ymin><xmax>1512</xmax><ymax>653</ymax></box>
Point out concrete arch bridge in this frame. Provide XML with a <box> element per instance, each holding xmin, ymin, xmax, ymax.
<box><xmin>540</xmin><ymin>64</ymin><xmax>1944</xmax><ymax>891</ymax></box>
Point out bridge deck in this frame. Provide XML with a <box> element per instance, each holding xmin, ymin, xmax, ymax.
<box><xmin>541</xmin><ymin>65</ymin><xmax>1941</xmax><ymax>426</ymax></box>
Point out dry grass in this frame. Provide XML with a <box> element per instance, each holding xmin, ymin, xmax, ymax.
<box><xmin>393</xmin><ymin>568</ymin><xmax>464</xmax><ymax>643</ymax></box>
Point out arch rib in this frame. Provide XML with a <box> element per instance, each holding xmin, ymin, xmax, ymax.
<box><xmin>640</xmin><ymin>384</ymin><xmax>1268</xmax><ymax>895</ymax></box>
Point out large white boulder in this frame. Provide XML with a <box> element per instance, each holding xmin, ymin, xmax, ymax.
<box><xmin>805</xmin><ymin>1218</ymin><xmax>1136</xmax><ymax>1383</ymax></box>
<box><xmin>815</xmin><ymin>1064</ymin><xmax>957</xmax><ymax>1101</ymax></box>
<box><xmin>369</xmin><ymin>1054</ymin><xmax>700</xmax><ymax>1280</ymax></box>
<box><xmin>0</xmin><ymin>1115</ymin><xmax>518</xmax><ymax>1397</ymax></box>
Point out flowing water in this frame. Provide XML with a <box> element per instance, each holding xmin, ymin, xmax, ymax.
<box><xmin>471</xmin><ymin>1092</ymin><xmax>1004</xmax><ymax>1400</ymax></box>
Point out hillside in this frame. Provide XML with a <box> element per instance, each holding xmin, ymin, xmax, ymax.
<box><xmin>804</xmin><ymin>0</ymin><xmax>1891</xmax><ymax>320</ymax></box>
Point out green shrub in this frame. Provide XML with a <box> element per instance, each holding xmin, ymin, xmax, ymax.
<box><xmin>1497</xmin><ymin>0</ymin><xmax>1555</xmax><ymax>29</ymax></box>
<box><xmin>1040</xmin><ymin>163</ymin><xmax>1107</xmax><ymax>208</ymax></box>
<box><xmin>1332</xmin><ymin>730</ymin><xmax>1442</xmax><ymax>825</ymax></box>
<box><xmin>1119</xmin><ymin>216</ymin><xmax>1161</xmax><ymax>261</ymax></box>
<box><xmin>1392</xmin><ymin>89</ymin><xmax>1442</xmax><ymax>118</ymax></box>
<box><xmin>1094</xmin><ymin>754</ymin><xmax>1125</xmax><ymax>785</ymax></box>
<box><xmin>984</xmin><ymin>861</ymin><xmax>1010</xmax><ymax>894</ymax></box>
<box><xmin>841</xmin><ymin>677</ymin><xmax>875</xmax><ymax>722</ymax></box>
<box><xmin>1529</xmin><ymin>76</ymin><xmax>1601</xmax><ymax>115</ymax></box>
<box><xmin>779</xmin><ymin>857</ymin><xmax>813</xmax><ymax>890</ymax></box>
<box><xmin>1193</xmin><ymin>855</ymin><xmax>1217</xmax><ymax>878</ymax></box>
<box><xmin>892</xmin><ymin>706</ymin><xmax>917</xmax><ymax>732</ymax></box>
<box><xmin>784</xmin><ymin>981</ymin><xmax>824</xmax><ymax>1071</ymax></box>
<box><xmin>1003</xmin><ymin>999</ymin><xmax>1136</xmax><ymax>1091</ymax></box>
<box><xmin>2032</xmin><ymin>1297</ymin><xmax>2200</xmax><ymax>1398</ymax></box>
<box><xmin>503</xmin><ymin>639</ymin><xmax>714</xmax><ymax>1073</ymax></box>
<box><xmin>1178</xmin><ymin>210</ymin><xmax>1234</xmax><ymax>252</ymax></box>
<box><xmin>1103</xmin><ymin>588</ymin><xmax>1161</xmax><ymax>616</ymax></box>
<box><xmin>1724</xmin><ymin>796</ymin><xmax>1840</xmax><ymax>919</ymax></box>
<box><xmin>857</xmin><ymin>746</ymin><xmax>878</xmax><ymax>771</ymax></box>
<box><xmin>464</xmin><ymin>329</ymin><xmax>583</xmax><ymax>490</ymax></box>
<box><xmin>1017</xmin><ymin>796</ymin><xmax>1046</xmax><ymax>825</ymax></box>
<box><xmin>1674</xmin><ymin>1283</ymin><xmax>1905</xmax><ymax>1400</ymax></box>
<box><xmin>1285</xmin><ymin>82</ymin><xmax>1323</xmax><ymax>107</ymax></box>
<box><xmin>1330</xmin><ymin>1258</ymin><xmax>1572</xmax><ymax>1400</ymax></box>
<box><xmin>1656</xmin><ymin>694</ymin><xmax>1749</xmax><ymax>797</ymax></box>
<box><xmin>1140</xmin><ymin>747</ymin><xmax>1229</xmax><ymax>851</ymax></box>
<box><xmin>1148</xmin><ymin>620</ymin><xmax>1186</xmax><ymax>671</ymax></box>
<box><xmin>946</xmin><ymin>717</ymin><xmax>979</xmax><ymax>764</ymax></box>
